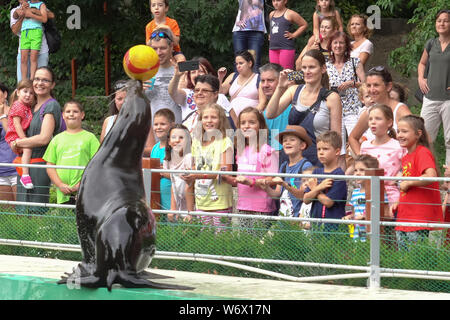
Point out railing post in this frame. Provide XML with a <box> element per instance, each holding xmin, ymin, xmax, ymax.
<box><xmin>368</xmin><ymin>174</ymin><xmax>381</xmax><ymax>289</ymax></box>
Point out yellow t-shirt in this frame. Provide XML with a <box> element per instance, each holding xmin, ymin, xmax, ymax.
<box><xmin>191</xmin><ymin>137</ymin><xmax>233</xmax><ymax>211</ymax></box>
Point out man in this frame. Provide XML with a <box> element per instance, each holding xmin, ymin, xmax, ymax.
<box><xmin>258</xmin><ymin>63</ymin><xmax>291</xmax><ymax>162</ymax></box>
<box><xmin>10</xmin><ymin>0</ymin><xmax>54</xmax><ymax>82</ymax></box>
<box><xmin>144</xmin><ymin>28</ymin><xmax>182</xmax><ymax>125</ymax></box>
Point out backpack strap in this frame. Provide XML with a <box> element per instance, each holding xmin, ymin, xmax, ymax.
<box><xmin>291</xmin><ymin>84</ymin><xmax>304</xmax><ymax>109</ymax></box>
<box><xmin>39</xmin><ymin>98</ymin><xmax>56</xmax><ymax>120</ymax></box>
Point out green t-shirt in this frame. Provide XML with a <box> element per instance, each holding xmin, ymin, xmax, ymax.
<box><xmin>43</xmin><ymin>130</ymin><xmax>100</xmax><ymax>203</ymax></box>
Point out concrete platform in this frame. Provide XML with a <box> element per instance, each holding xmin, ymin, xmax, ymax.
<box><xmin>0</xmin><ymin>255</ymin><xmax>449</xmax><ymax>300</ymax></box>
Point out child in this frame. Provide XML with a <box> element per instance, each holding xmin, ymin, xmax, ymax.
<box><xmin>269</xmin><ymin>0</ymin><xmax>308</xmax><ymax>70</ymax></box>
<box><xmin>151</xmin><ymin>108</ymin><xmax>175</xmax><ymax>214</ymax></box>
<box><xmin>443</xmin><ymin>163</ymin><xmax>450</xmax><ymax>246</ymax></box>
<box><xmin>234</xmin><ymin>107</ymin><xmax>279</xmax><ymax>232</ymax></box>
<box><xmin>20</xmin><ymin>0</ymin><xmax>48</xmax><ymax>81</ymax></box>
<box><xmin>184</xmin><ymin>103</ymin><xmax>234</xmax><ymax>229</ymax></box>
<box><xmin>360</xmin><ymin>104</ymin><xmax>406</xmax><ymax>216</ymax></box>
<box><xmin>389</xmin><ymin>82</ymin><xmax>409</xmax><ymax>104</ymax></box>
<box><xmin>342</xmin><ymin>154</ymin><xmax>389</xmax><ymax>241</ymax></box>
<box><xmin>163</xmin><ymin>124</ymin><xmax>192</xmax><ymax>222</ymax></box>
<box><xmin>266</xmin><ymin>125</ymin><xmax>313</xmax><ymax>218</ymax></box>
<box><xmin>5</xmin><ymin>80</ymin><xmax>35</xmax><ymax>189</ymax></box>
<box><xmin>395</xmin><ymin>115</ymin><xmax>443</xmax><ymax>250</ymax></box>
<box><xmin>312</xmin><ymin>0</ymin><xmax>343</xmax><ymax>44</ymax></box>
<box><xmin>43</xmin><ymin>101</ymin><xmax>100</xmax><ymax>204</ymax></box>
<box><xmin>303</xmin><ymin>131</ymin><xmax>347</xmax><ymax>232</ymax></box>
<box><xmin>298</xmin><ymin>166</ymin><xmax>316</xmax><ymax>229</ymax></box>
<box><xmin>145</xmin><ymin>0</ymin><xmax>185</xmax><ymax>62</ymax></box>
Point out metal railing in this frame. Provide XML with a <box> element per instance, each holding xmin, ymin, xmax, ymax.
<box><xmin>0</xmin><ymin>162</ymin><xmax>449</xmax><ymax>291</ymax></box>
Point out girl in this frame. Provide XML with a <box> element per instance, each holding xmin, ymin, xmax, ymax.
<box><xmin>219</xmin><ymin>50</ymin><xmax>264</xmax><ymax>126</ymax></box>
<box><xmin>296</xmin><ymin>16</ymin><xmax>339</xmax><ymax>68</ymax></box>
<box><xmin>5</xmin><ymin>80</ymin><xmax>35</xmax><ymax>189</ymax></box>
<box><xmin>395</xmin><ymin>115</ymin><xmax>443</xmax><ymax>250</ymax></box>
<box><xmin>234</xmin><ymin>107</ymin><xmax>278</xmax><ymax>231</ymax></box>
<box><xmin>184</xmin><ymin>103</ymin><xmax>234</xmax><ymax>229</ymax></box>
<box><xmin>163</xmin><ymin>124</ymin><xmax>193</xmax><ymax>222</ymax></box>
<box><xmin>360</xmin><ymin>104</ymin><xmax>406</xmax><ymax>214</ymax></box>
<box><xmin>312</xmin><ymin>0</ymin><xmax>343</xmax><ymax>44</ymax></box>
<box><xmin>347</xmin><ymin>14</ymin><xmax>374</xmax><ymax>69</ymax></box>
<box><xmin>269</xmin><ymin>0</ymin><xmax>308</xmax><ymax>70</ymax></box>
<box><xmin>100</xmin><ymin>80</ymin><xmax>127</xmax><ymax>143</ymax></box>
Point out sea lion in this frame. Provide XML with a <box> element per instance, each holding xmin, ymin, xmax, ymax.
<box><xmin>59</xmin><ymin>80</ymin><xmax>185</xmax><ymax>291</ymax></box>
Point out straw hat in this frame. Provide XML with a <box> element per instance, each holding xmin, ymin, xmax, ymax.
<box><xmin>276</xmin><ymin>125</ymin><xmax>312</xmax><ymax>148</ymax></box>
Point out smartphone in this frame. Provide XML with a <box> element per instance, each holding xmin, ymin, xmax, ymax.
<box><xmin>287</xmin><ymin>71</ymin><xmax>304</xmax><ymax>81</ymax></box>
<box><xmin>178</xmin><ymin>60</ymin><xmax>200</xmax><ymax>72</ymax></box>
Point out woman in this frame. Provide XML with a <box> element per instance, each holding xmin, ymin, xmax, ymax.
<box><xmin>232</xmin><ymin>0</ymin><xmax>267</xmax><ymax>72</ymax></box>
<box><xmin>347</xmin><ymin>14</ymin><xmax>374</xmax><ymax>69</ymax></box>
<box><xmin>0</xmin><ymin>83</ymin><xmax>17</xmax><ymax>202</ymax></box>
<box><xmin>266</xmin><ymin>49</ymin><xmax>342</xmax><ymax>166</ymax></box>
<box><xmin>326</xmin><ymin>31</ymin><xmax>366</xmax><ymax>138</ymax></box>
<box><xmin>417</xmin><ymin>9</ymin><xmax>450</xmax><ymax>165</ymax></box>
<box><xmin>219</xmin><ymin>50</ymin><xmax>263</xmax><ymax>126</ymax></box>
<box><xmin>12</xmin><ymin>66</ymin><xmax>62</xmax><ymax>206</ymax></box>
<box><xmin>349</xmin><ymin>66</ymin><xmax>412</xmax><ymax>155</ymax></box>
<box><xmin>100</xmin><ymin>80</ymin><xmax>127</xmax><ymax>143</ymax></box>
<box><xmin>295</xmin><ymin>16</ymin><xmax>339</xmax><ymax>70</ymax></box>
<box><xmin>168</xmin><ymin>57</ymin><xmax>230</xmax><ymax>132</ymax></box>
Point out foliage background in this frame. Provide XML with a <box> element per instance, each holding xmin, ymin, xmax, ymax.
<box><xmin>0</xmin><ymin>0</ymin><xmax>445</xmax><ymax>136</ymax></box>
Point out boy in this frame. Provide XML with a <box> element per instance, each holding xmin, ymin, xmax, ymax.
<box><xmin>145</xmin><ymin>0</ymin><xmax>185</xmax><ymax>62</ymax></box>
<box><xmin>43</xmin><ymin>101</ymin><xmax>100</xmax><ymax>204</ymax></box>
<box><xmin>19</xmin><ymin>0</ymin><xmax>48</xmax><ymax>81</ymax></box>
<box><xmin>151</xmin><ymin>108</ymin><xmax>175</xmax><ymax>214</ymax></box>
<box><xmin>303</xmin><ymin>131</ymin><xmax>347</xmax><ymax>232</ymax></box>
<box><xmin>266</xmin><ymin>125</ymin><xmax>313</xmax><ymax>218</ymax></box>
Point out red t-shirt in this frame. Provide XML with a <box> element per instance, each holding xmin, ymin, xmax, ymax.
<box><xmin>145</xmin><ymin>17</ymin><xmax>181</xmax><ymax>52</ymax></box>
<box><xmin>396</xmin><ymin>145</ymin><xmax>443</xmax><ymax>232</ymax></box>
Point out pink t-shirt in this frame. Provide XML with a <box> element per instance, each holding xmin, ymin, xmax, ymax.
<box><xmin>5</xmin><ymin>100</ymin><xmax>33</xmax><ymax>144</ymax></box>
<box><xmin>360</xmin><ymin>138</ymin><xmax>407</xmax><ymax>204</ymax></box>
<box><xmin>236</xmin><ymin>144</ymin><xmax>278</xmax><ymax>213</ymax></box>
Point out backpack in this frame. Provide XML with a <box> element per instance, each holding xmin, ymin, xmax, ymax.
<box><xmin>39</xmin><ymin>98</ymin><xmax>66</xmax><ymax>133</ymax></box>
<box><xmin>43</xmin><ymin>18</ymin><xmax>61</xmax><ymax>54</ymax></box>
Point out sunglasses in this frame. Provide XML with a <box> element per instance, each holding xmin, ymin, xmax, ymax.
<box><xmin>368</xmin><ymin>66</ymin><xmax>386</xmax><ymax>73</ymax></box>
<box><xmin>114</xmin><ymin>81</ymin><xmax>127</xmax><ymax>92</ymax></box>
<box><xmin>150</xmin><ymin>31</ymin><xmax>172</xmax><ymax>41</ymax></box>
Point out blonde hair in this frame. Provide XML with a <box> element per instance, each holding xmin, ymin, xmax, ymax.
<box><xmin>195</xmin><ymin>103</ymin><xmax>230</xmax><ymax>141</ymax></box>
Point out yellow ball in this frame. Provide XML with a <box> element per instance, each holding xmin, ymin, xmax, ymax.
<box><xmin>123</xmin><ymin>45</ymin><xmax>160</xmax><ymax>81</ymax></box>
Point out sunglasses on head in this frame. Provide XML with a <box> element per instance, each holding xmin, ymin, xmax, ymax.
<box><xmin>369</xmin><ymin>66</ymin><xmax>386</xmax><ymax>73</ymax></box>
<box><xmin>150</xmin><ymin>31</ymin><xmax>172</xmax><ymax>41</ymax></box>
<box><xmin>114</xmin><ymin>81</ymin><xmax>127</xmax><ymax>92</ymax></box>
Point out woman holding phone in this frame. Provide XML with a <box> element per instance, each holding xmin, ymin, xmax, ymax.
<box><xmin>169</xmin><ymin>57</ymin><xmax>230</xmax><ymax>133</ymax></box>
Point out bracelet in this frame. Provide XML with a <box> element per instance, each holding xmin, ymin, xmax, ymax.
<box><xmin>250</xmin><ymin>178</ymin><xmax>256</xmax><ymax>187</ymax></box>
<box><xmin>0</xmin><ymin>114</ymin><xmax>7</xmax><ymax>120</ymax></box>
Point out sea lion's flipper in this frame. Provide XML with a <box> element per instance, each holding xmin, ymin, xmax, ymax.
<box><xmin>137</xmin><ymin>270</ymin><xmax>174</xmax><ymax>280</ymax></box>
<box><xmin>110</xmin><ymin>271</ymin><xmax>194</xmax><ymax>291</ymax></box>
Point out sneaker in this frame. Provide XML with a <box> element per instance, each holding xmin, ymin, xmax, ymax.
<box><xmin>20</xmin><ymin>175</ymin><xmax>34</xmax><ymax>189</ymax></box>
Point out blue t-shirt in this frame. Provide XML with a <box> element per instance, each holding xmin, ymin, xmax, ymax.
<box><xmin>280</xmin><ymin>158</ymin><xmax>312</xmax><ymax>217</ymax></box>
<box><xmin>307</xmin><ymin>167</ymin><xmax>347</xmax><ymax>220</ymax></box>
<box><xmin>264</xmin><ymin>106</ymin><xmax>291</xmax><ymax>151</ymax></box>
<box><xmin>151</xmin><ymin>142</ymin><xmax>171</xmax><ymax>210</ymax></box>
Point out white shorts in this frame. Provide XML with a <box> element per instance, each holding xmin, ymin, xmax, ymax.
<box><xmin>0</xmin><ymin>175</ymin><xmax>17</xmax><ymax>186</ymax></box>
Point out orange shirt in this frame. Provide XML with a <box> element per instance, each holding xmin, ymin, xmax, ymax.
<box><xmin>145</xmin><ymin>16</ymin><xmax>181</xmax><ymax>52</ymax></box>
